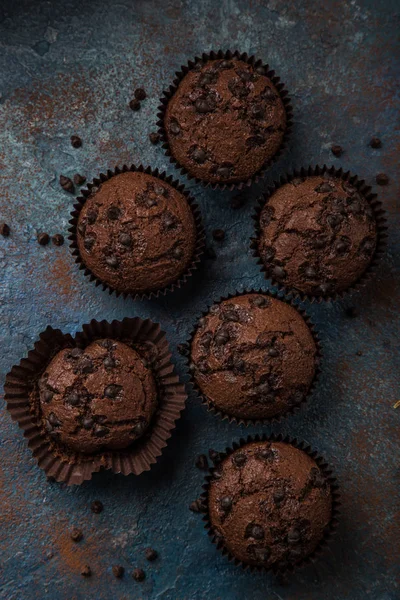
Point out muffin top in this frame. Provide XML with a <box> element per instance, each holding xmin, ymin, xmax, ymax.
<box><xmin>190</xmin><ymin>294</ymin><xmax>317</xmax><ymax>420</ymax></box>
<box><xmin>208</xmin><ymin>441</ymin><xmax>332</xmax><ymax>569</ymax></box>
<box><xmin>164</xmin><ymin>58</ymin><xmax>287</xmax><ymax>185</ymax></box>
<box><xmin>39</xmin><ymin>339</ymin><xmax>158</xmax><ymax>454</ymax></box>
<box><xmin>257</xmin><ymin>174</ymin><xmax>378</xmax><ymax>297</ymax></box>
<box><xmin>76</xmin><ymin>171</ymin><xmax>197</xmax><ymax>295</ymax></box>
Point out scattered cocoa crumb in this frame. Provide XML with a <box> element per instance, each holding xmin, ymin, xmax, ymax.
<box><xmin>71</xmin><ymin>135</ymin><xmax>82</xmax><ymax>148</ymax></box>
<box><xmin>212</xmin><ymin>229</ymin><xmax>225</xmax><ymax>241</ymax></box>
<box><xmin>376</xmin><ymin>173</ymin><xmax>389</xmax><ymax>186</ymax></box>
<box><xmin>129</xmin><ymin>99</ymin><xmax>141</xmax><ymax>111</ymax></box>
<box><xmin>0</xmin><ymin>223</ymin><xmax>10</xmax><ymax>237</ymax></box>
<box><xmin>60</xmin><ymin>175</ymin><xmax>74</xmax><ymax>193</ymax></box>
<box><xmin>145</xmin><ymin>548</ymin><xmax>158</xmax><ymax>561</ymax></box>
<box><xmin>369</xmin><ymin>137</ymin><xmax>382</xmax><ymax>149</ymax></box>
<box><xmin>37</xmin><ymin>233</ymin><xmax>50</xmax><ymax>246</ymax></box>
<box><xmin>356</xmin><ymin>350</ymin><xmax>363</xmax><ymax>356</ymax></box>
<box><xmin>91</xmin><ymin>500</ymin><xmax>103</xmax><ymax>514</ymax></box>
<box><xmin>149</xmin><ymin>132</ymin><xmax>160</xmax><ymax>145</ymax></box>
<box><xmin>74</xmin><ymin>173</ymin><xmax>86</xmax><ymax>186</ymax></box>
<box><xmin>81</xmin><ymin>565</ymin><xmax>91</xmax><ymax>577</ymax></box>
<box><xmin>132</xmin><ymin>568</ymin><xmax>145</xmax><ymax>582</ymax></box>
<box><xmin>189</xmin><ymin>498</ymin><xmax>207</xmax><ymax>513</ymax></box>
<box><xmin>331</xmin><ymin>144</ymin><xmax>343</xmax><ymax>157</ymax></box>
<box><xmin>71</xmin><ymin>528</ymin><xmax>83</xmax><ymax>542</ymax></box>
<box><xmin>112</xmin><ymin>565</ymin><xmax>124</xmax><ymax>578</ymax></box>
<box><xmin>134</xmin><ymin>88</ymin><xmax>146</xmax><ymax>101</ymax></box>
<box><xmin>52</xmin><ymin>234</ymin><xmax>64</xmax><ymax>247</ymax></box>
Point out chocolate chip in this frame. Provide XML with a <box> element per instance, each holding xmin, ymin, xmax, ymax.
<box><xmin>71</xmin><ymin>527</ymin><xmax>83</xmax><ymax>542</ymax></box>
<box><xmin>134</xmin><ymin>88</ymin><xmax>146</xmax><ymax>100</ymax></box>
<box><xmin>195</xmin><ymin>454</ymin><xmax>209</xmax><ymax>470</ymax></box>
<box><xmin>163</xmin><ymin>214</ymin><xmax>176</xmax><ymax>229</ymax></box>
<box><xmin>220</xmin><ymin>60</ymin><xmax>233</xmax><ymax>69</ymax></box>
<box><xmin>82</xmin><ymin>417</ymin><xmax>94</xmax><ymax>430</ymax></box>
<box><xmin>287</xmin><ymin>528</ymin><xmax>301</xmax><ymax>544</ymax></box>
<box><xmin>149</xmin><ymin>132</ymin><xmax>160</xmax><ymax>144</ymax></box>
<box><xmin>0</xmin><ymin>223</ymin><xmax>10</xmax><ymax>237</ymax></box>
<box><xmin>83</xmin><ymin>236</ymin><xmax>95</xmax><ymax>251</ymax></box>
<box><xmin>107</xmin><ymin>206</ymin><xmax>120</xmax><ymax>221</ymax></box>
<box><xmin>232</xmin><ymin>357</ymin><xmax>245</xmax><ymax>371</ymax></box>
<box><xmin>305</xmin><ymin>266</ymin><xmax>317</xmax><ymax>278</ymax></box>
<box><xmin>145</xmin><ymin>548</ymin><xmax>158</xmax><ymax>561</ymax></box>
<box><xmin>212</xmin><ymin>468</ymin><xmax>222</xmax><ymax>480</ymax></box>
<box><xmin>245</xmin><ymin>524</ymin><xmax>265</xmax><ymax>540</ymax></box>
<box><xmin>315</xmin><ymin>182</ymin><xmax>334</xmax><ymax>193</ymax></box>
<box><xmin>94</xmin><ymin>425</ymin><xmax>109</xmax><ymax>438</ymax></box>
<box><xmin>331</xmin><ymin>144</ymin><xmax>343</xmax><ymax>157</ymax></box>
<box><xmin>169</xmin><ymin>119</ymin><xmax>181</xmax><ymax>135</ymax></box>
<box><xmin>246</xmin><ymin>134</ymin><xmax>265</xmax><ymax>147</ymax></box>
<box><xmin>216</xmin><ymin>166</ymin><xmax>232</xmax><ymax>179</ymax></box>
<box><xmin>205</xmin><ymin>246</ymin><xmax>216</xmax><ymax>259</ymax></box>
<box><xmin>268</xmin><ymin>348</ymin><xmax>279</xmax><ymax>357</ymax></box>
<box><xmin>52</xmin><ymin>234</ymin><xmax>64</xmax><ymax>246</ymax></box>
<box><xmin>214</xmin><ymin>330</ymin><xmax>230</xmax><ymax>346</ymax></box>
<box><xmin>360</xmin><ymin>237</ymin><xmax>375</xmax><ymax>255</ymax></box>
<box><xmin>249</xmin><ymin>104</ymin><xmax>265</xmax><ymax>119</ymax></box>
<box><xmin>81</xmin><ymin>565</ymin><xmax>91</xmax><ymax>577</ymax></box>
<box><xmin>80</xmin><ymin>358</ymin><xmax>94</xmax><ymax>373</ymax></box>
<box><xmin>42</xmin><ymin>390</ymin><xmax>54</xmax><ymax>403</ymax></box>
<box><xmin>91</xmin><ymin>500</ymin><xmax>103</xmax><ymax>513</ymax></box>
<box><xmin>327</xmin><ymin>214</ymin><xmax>342</xmax><ymax>228</ymax></box>
<box><xmin>212</xmin><ymin>229</ymin><xmax>225</xmax><ymax>241</ymax></box>
<box><xmin>271</xmin><ymin>265</ymin><xmax>286</xmax><ymax>281</ymax></box>
<box><xmin>220</xmin><ymin>496</ymin><xmax>232</xmax><ymax>511</ymax></box>
<box><xmin>71</xmin><ymin>135</ymin><xmax>82</xmax><ymax>148</ymax></box>
<box><xmin>209</xmin><ymin>449</ymin><xmax>221</xmax><ymax>464</ymax></box>
<box><xmin>131</xmin><ymin>420</ymin><xmax>147</xmax><ymax>437</ymax></box>
<box><xmin>255</xmin><ymin>65</ymin><xmax>266</xmax><ymax>75</ymax></box>
<box><xmin>260</xmin><ymin>448</ymin><xmax>274</xmax><ymax>460</ymax></box>
<box><xmin>60</xmin><ymin>175</ymin><xmax>74</xmax><ymax>193</ymax></box>
<box><xmin>195</xmin><ymin>97</ymin><xmax>215</xmax><ymax>113</ymax></box>
<box><xmin>313</xmin><ymin>237</ymin><xmax>327</xmax><ymax>249</ymax></box>
<box><xmin>103</xmin><ymin>356</ymin><xmax>116</xmax><ymax>369</ymax></box>
<box><xmin>291</xmin><ymin>177</ymin><xmax>305</xmax><ymax>187</ymax></box>
<box><xmin>310</xmin><ymin>467</ymin><xmax>326</xmax><ymax>488</ymax></box>
<box><xmin>70</xmin><ymin>347</ymin><xmax>83</xmax><ymax>359</ymax></box>
<box><xmin>262</xmin><ymin>87</ymin><xmax>277</xmax><ymax>101</ymax></box>
<box><xmin>154</xmin><ymin>185</ymin><xmax>165</xmax><ymax>196</ymax></box>
<box><xmin>104</xmin><ymin>384</ymin><xmax>122</xmax><ymax>399</ymax></box>
<box><xmin>376</xmin><ymin>173</ymin><xmax>389</xmax><ymax>185</ymax></box>
<box><xmin>86</xmin><ymin>209</ymin><xmax>98</xmax><ymax>225</ymax></box>
<box><xmin>105</xmin><ymin>255</ymin><xmax>119</xmax><ymax>268</ymax></box>
<box><xmin>67</xmin><ymin>391</ymin><xmax>80</xmax><ymax>406</ymax></box>
<box><xmin>132</xmin><ymin>568</ymin><xmax>145</xmax><ymax>582</ymax></box>
<box><xmin>336</xmin><ymin>238</ymin><xmax>350</xmax><ymax>254</ymax></box>
<box><xmin>74</xmin><ymin>173</ymin><xmax>86</xmax><ymax>186</ymax></box>
<box><xmin>192</xmin><ymin>147</ymin><xmax>206</xmax><ymax>163</ymax></box>
<box><xmin>37</xmin><ymin>233</ymin><xmax>50</xmax><ymax>246</ymax></box>
<box><xmin>318</xmin><ymin>282</ymin><xmax>333</xmax><ymax>295</ymax></box>
<box><xmin>251</xmin><ymin>295</ymin><xmax>270</xmax><ymax>308</ymax></box>
<box><xmin>273</xmin><ymin>489</ymin><xmax>285</xmax><ymax>503</ymax></box>
<box><xmin>369</xmin><ymin>137</ymin><xmax>382</xmax><ymax>149</ymax></box>
<box><xmin>48</xmin><ymin>413</ymin><xmax>61</xmax><ymax>427</ymax></box>
<box><xmin>172</xmin><ymin>246</ymin><xmax>183</xmax><ymax>259</ymax></box>
<box><xmin>112</xmin><ymin>565</ymin><xmax>124</xmax><ymax>578</ymax></box>
<box><xmin>129</xmin><ymin>98</ymin><xmax>141</xmax><ymax>111</ymax></box>
<box><xmin>232</xmin><ymin>452</ymin><xmax>247</xmax><ymax>467</ymax></box>
<box><xmin>118</xmin><ymin>232</ymin><xmax>131</xmax><ymax>248</ymax></box>
<box><xmin>198</xmin><ymin>70</ymin><xmax>218</xmax><ymax>86</ymax></box>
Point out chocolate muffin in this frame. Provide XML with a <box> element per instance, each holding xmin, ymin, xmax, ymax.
<box><xmin>208</xmin><ymin>440</ymin><xmax>333</xmax><ymax>569</ymax></box>
<box><xmin>257</xmin><ymin>173</ymin><xmax>378</xmax><ymax>297</ymax></box>
<box><xmin>163</xmin><ymin>57</ymin><xmax>287</xmax><ymax>185</ymax></box>
<box><xmin>190</xmin><ymin>293</ymin><xmax>317</xmax><ymax>420</ymax></box>
<box><xmin>76</xmin><ymin>171</ymin><xmax>197</xmax><ymax>295</ymax></box>
<box><xmin>38</xmin><ymin>339</ymin><xmax>158</xmax><ymax>453</ymax></box>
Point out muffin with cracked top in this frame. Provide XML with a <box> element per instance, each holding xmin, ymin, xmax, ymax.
<box><xmin>75</xmin><ymin>171</ymin><xmax>198</xmax><ymax>296</ymax></box>
<box><xmin>39</xmin><ymin>339</ymin><xmax>158</xmax><ymax>454</ymax></box>
<box><xmin>207</xmin><ymin>440</ymin><xmax>333</xmax><ymax>570</ymax></box>
<box><xmin>256</xmin><ymin>173</ymin><xmax>378</xmax><ymax>297</ymax></box>
<box><xmin>190</xmin><ymin>293</ymin><xmax>318</xmax><ymax>421</ymax></box>
<box><xmin>163</xmin><ymin>57</ymin><xmax>288</xmax><ymax>185</ymax></box>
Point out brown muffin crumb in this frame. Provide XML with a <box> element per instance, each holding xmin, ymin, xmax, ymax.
<box><xmin>129</xmin><ymin>99</ymin><xmax>141</xmax><ymax>111</ymax></box>
<box><xmin>71</xmin><ymin>135</ymin><xmax>82</xmax><ymax>148</ymax></box>
<box><xmin>132</xmin><ymin>568</ymin><xmax>145</xmax><ymax>582</ymax></box>
<box><xmin>331</xmin><ymin>144</ymin><xmax>343</xmax><ymax>157</ymax></box>
<box><xmin>74</xmin><ymin>173</ymin><xmax>86</xmax><ymax>186</ymax></box>
<box><xmin>0</xmin><ymin>223</ymin><xmax>10</xmax><ymax>237</ymax></box>
<box><xmin>91</xmin><ymin>500</ymin><xmax>104</xmax><ymax>514</ymax></box>
<box><xmin>369</xmin><ymin>137</ymin><xmax>382</xmax><ymax>149</ymax></box>
<box><xmin>60</xmin><ymin>175</ymin><xmax>74</xmax><ymax>193</ymax></box>
<box><xmin>81</xmin><ymin>565</ymin><xmax>91</xmax><ymax>577</ymax></box>
<box><xmin>37</xmin><ymin>233</ymin><xmax>50</xmax><ymax>246</ymax></box>
<box><xmin>112</xmin><ymin>565</ymin><xmax>124</xmax><ymax>578</ymax></box>
<box><xmin>376</xmin><ymin>173</ymin><xmax>389</xmax><ymax>186</ymax></box>
<box><xmin>149</xmin><ymin>132</ymin><xmax>160</xmax><ymax>145</ymax></box>
<box><xmin>134</xmin><ymin>88</ymin><xmax>146</xmax><ymax>101</ymax></box>
<box><xmin>145</xmin><ymin>548</ymin><xmax>158</xmax><ymax>561</ymax></box>
<box><xmin>71</xmin><ymin>527</ymin><xmax>83</xmax><ymax>542</ymax></box>
<box><xmin>52</xmin><ymin>234</ymin><xmax>64</xmax><ymax>246</ymax></box>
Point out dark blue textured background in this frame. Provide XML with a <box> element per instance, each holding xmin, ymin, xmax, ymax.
<box><xmin>0</xmin><ymin>1</ymin><xmax>399</xmax><ymax>599</ymax></box>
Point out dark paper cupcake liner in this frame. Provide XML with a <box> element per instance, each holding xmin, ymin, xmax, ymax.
<box><xmin>251</xmin><ymin>164</ymin><xmax>388</xmax><ymax>303</ymax></box>
<box><xmin>199</xmin><ymin>433</ymin><xmax>341</xmax><ymax>575</ymax></box>
<box><xmin>4</xmin><ymin>317</ymin><xmax>187</xmax><ymax>485</ymax></box>
<box><xmin>183</xmin><ymin>288</ymin><xmax>322</xmax><ymax>426</ymax></box>
<box><xmin>157</xmin><ymin>49</ymin><xmax>293</xmax><ymax>191</ymax></box>
<box><xmin>68</xmin><ymin>165</ymin><xmax>205</xmax><ymax>301</ymax></box>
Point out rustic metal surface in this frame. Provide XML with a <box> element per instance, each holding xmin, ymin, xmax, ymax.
<box><xmin>0</xmin><ymin>1</ymin><xmax>399</xmax><ymax>599</ymax></box>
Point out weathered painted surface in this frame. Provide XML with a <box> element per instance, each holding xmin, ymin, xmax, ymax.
<box><xmin>0</xmin><ymin>1</ymin><xmax>399</xmax><ymax>599</ymax></box>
